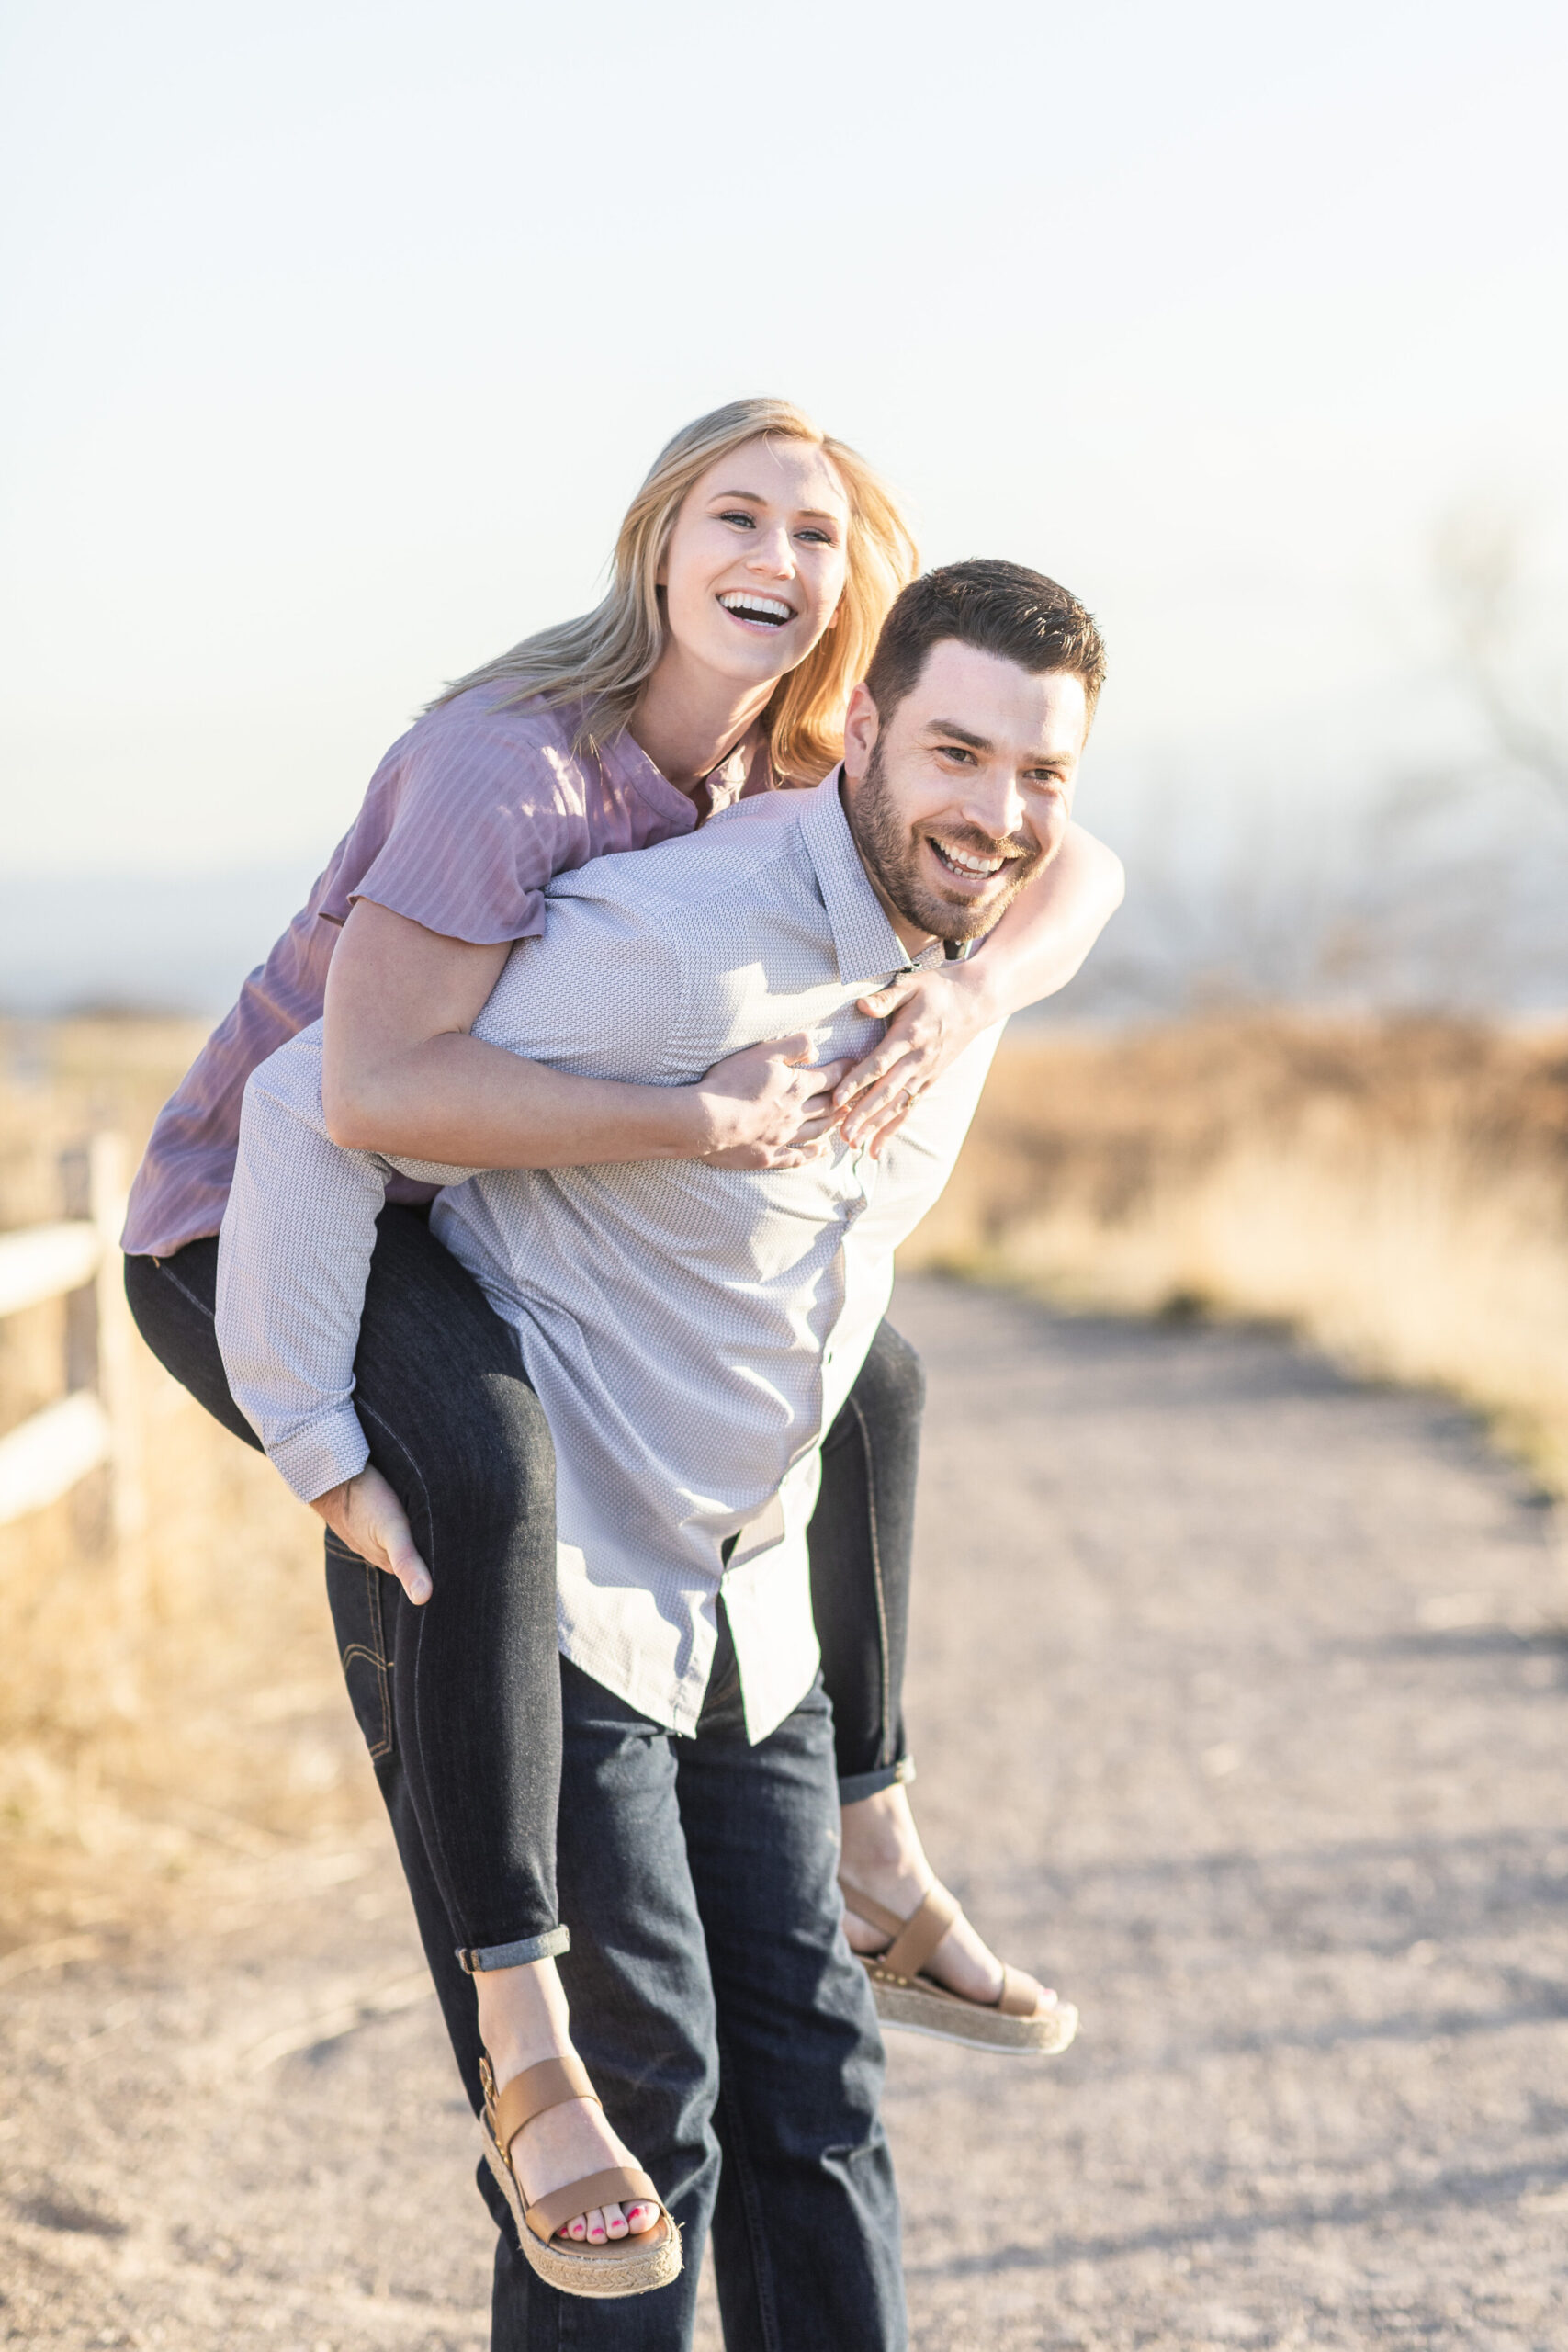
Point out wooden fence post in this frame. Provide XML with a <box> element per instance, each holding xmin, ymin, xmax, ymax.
<box><xmin>91</xmin><ymin>1134</ymin><xmax>145</xmax><ymax>1548</ymax></box>
<box><xmin>0</xmin><ymin>1131</ymin><xmax>143</xmax><ymax>1550</ymax></box>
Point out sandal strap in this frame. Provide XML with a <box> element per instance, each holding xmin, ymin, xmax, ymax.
<box><xmin>996</xmin><ymin>1964</ymin><xmax>1043</xmax><ymax>2018</ymax></box>
<box><xmin>837</xmin><ymin>1877</ymin><xmax>908</xmax><ymax>1942</ymax></box>
<box><xmin>524</xmin><ymin>2165</ymin><xmax>661</xmax><ymax>2245</ymax></box>
<box><xmin>840</xmin><ymin>1877</ymin><xmax>960</xmax><ymax>1982</ymax></box>
<box><xmin>491</xmin><ymin>2053</ymin><xmax>600</xmax><ymax>2157</ymax></box>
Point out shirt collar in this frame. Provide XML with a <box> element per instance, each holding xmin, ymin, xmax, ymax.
<box><xmin>590</xmin><ymin>714</ymin><xmax>702</xmax><ymax>833</ymax></box>
<box><xmin>797</xmin><ymin>767</ymin><xmax>945</xmax><ymax>987</ymax></box>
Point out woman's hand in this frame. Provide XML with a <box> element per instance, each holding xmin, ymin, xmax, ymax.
<box><xmin>310</xmin><ymin>1465</ymin><xmax>433</xmax><ymax>1604</ymax></box>
<box><xmin>695</xmin><ymin>1034</ymin><xmax>852</xmax><ymax>1170</ymax></box>
<box><xmin>832</xmin><ymin>965</ymin><xmax>995</xmax><ymax>1158</ymax></box>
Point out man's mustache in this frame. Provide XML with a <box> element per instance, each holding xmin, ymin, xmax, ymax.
<box><xmin>923</xmin><ymin>824</ymin><xmax>1038</xmax><ymax>865</ymax></box>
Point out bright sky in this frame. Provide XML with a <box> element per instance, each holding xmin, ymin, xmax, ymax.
<box><xmin>3</xmin><ymin>0</ymin><xmax>1564</xmax><ymax>880</ymax></box>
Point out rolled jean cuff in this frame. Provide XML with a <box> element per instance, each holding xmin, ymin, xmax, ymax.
<box><xmin>837</xmin><ymin>1757</ymin><xmax>916</xmax><ymax>1804</ymax></box>
<box><xmin>457</xmin><ymin>1923</ymin><xmax>571</xmax><ymax>1973</ymax></box>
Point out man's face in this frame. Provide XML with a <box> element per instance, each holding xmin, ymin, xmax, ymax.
<box><xmin>840</xmin><ymin>639</ymin><xmax>1089</xmax><ymax>949</ymax></box>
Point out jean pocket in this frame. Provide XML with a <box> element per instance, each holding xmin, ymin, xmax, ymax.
<box><xmin>323</xmin><ymin>1534</ymin><xmax>393</xmax><ymax>1762</ymax></box>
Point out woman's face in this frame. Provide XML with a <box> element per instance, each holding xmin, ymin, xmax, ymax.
<box><xmin>658</xmin><ymin>435</ymin><xmax>851</xmax><ymax>692</ymax></box>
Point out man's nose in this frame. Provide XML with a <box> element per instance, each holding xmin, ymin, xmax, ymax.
<box><xmin>956</xmin><ymin>773</ymin><xmax>1033</xmax><ymax>842</ymax></box>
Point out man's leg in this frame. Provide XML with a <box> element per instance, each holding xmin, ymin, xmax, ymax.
<box><xmin>679</xmin><ymin>1634</ymin><xmax>908</xmax><ymax>2352</ymax></box>
<box><xmin>488</xmin><ymin>1656</ymin><xmax>725</xmax><ymax>2350</ymax></box>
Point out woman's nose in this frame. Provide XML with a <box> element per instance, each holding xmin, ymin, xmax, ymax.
<box><xmin>747</xmin><ymin>527</ymin><xmax>795</xmax><ymax>577</ymax></box>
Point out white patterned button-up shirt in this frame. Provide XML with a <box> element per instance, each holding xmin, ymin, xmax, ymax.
<box><xmin>216</xmin><ymin>773</ymin><xmax>1003</xmax><ymax>1742</ymax></box>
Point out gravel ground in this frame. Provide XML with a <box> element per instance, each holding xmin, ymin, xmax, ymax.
<box><xmin>4</xmin><ymin>1274</ymin><xmax>1566</xmax><ymax>2350</ymax></box>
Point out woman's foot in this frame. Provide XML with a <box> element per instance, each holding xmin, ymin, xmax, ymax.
<box><xmin>837</xmin><ymin>1782</ymin><xmax>1055</xmax><ymax>2013</ymax></box>
<box><xmin>475</xmin><ymin>1957</ymin><xmax>660</xmax><ymax>2244</ymax></box>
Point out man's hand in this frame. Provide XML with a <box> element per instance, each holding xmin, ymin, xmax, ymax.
<box><xmin>833</xmin><ymin>966</ymin><xmax>992</xmax><ymax>1157</ymax></box>
<box><xmin>695</xmin><ymin>1035</ymin><xmax>852</xmax><ymax>1170</ymax></box>
<box><xmin>310</xmin><ymin>1465</ymin><xmax>433</xmax><ymax>1604</ymax></box>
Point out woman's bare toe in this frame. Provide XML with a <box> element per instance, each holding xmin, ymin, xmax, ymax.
<box><xmin>1004</xmin><ymin>1964</ymin><xmax>1055</xmax><ymax>2012</ymax></box>
<box><xmin>624</xmin><ymin>2199</ymin><xmax>660</xmax><ymax>2235</ymax></box>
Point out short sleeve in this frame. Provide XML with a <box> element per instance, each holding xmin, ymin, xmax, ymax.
<box><xmin>321</xmin><ymin>705</ymin><xmax>590</xmax><ymax>948</ymax></box>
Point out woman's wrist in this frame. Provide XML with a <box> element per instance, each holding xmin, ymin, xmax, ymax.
<box><xmin>667</xmin><ymin>1078</ymin><xmax>730</xmax><ymax>1159</ymax></box>
<box><xmin>945</xmin><ymin>951</ymin><xmax>1005</xmax><ymax>1033</ymax></box>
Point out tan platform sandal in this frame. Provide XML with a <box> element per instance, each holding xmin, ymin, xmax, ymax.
<box><xmin>479</xmin><ymin>2052</ymin><xmax>682</xmax><ymax>2299</ymax></box>
<box><xmin>840</xmin><ymin>1878</ymin><xmax>1078</xmax><ymax>2056</ymax></box>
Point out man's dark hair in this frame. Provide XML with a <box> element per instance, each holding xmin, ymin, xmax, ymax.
<box><xmin>863</xmin><ymin>558</ymin><xmax>1107</xmax><ymax>729</ymax></box>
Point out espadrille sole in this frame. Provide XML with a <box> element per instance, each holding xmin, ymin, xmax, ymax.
<box><xmin>480</xmin><ymin>2113</ymin><xmax>683</xmax><ymax>2298</ymax></box>
<box><xmin>865</xmin><ymin>1966</ymin><xmax>1079</xmax><ymax>2055</ymax></box>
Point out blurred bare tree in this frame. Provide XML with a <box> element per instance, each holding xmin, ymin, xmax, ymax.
<box><xmin>1061</xmin><ymin>497</ymin><xmax>1567</xmax><ymax>1023</ymax></box>
<box><xmin>1435</xmin><ymin>500</ymin><xmax>1568</xmax><ymax>812</ymax></box>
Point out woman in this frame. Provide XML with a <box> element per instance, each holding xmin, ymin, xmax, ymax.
<box><xmin>124</xmin><ymin>398</ymin><xmax>1122</xmax><ymax>2296</ymax></box>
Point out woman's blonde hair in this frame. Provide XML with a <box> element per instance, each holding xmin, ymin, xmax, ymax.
<box><xmin>434</xmin><ymin>397</ymin><xmax>919</xmax><ymax>781</ymax></box>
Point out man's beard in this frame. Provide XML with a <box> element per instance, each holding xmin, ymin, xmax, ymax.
<box><xmin>846</xmin><ymin>740</ymin><xmax>1046</xmax><ymax>945</ymax></box>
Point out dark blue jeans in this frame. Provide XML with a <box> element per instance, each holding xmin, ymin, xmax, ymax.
<box><xmin>377</xmin><ymin>1626</ymin><xmax>906</xmax><ymax>2350</ymax></box>
<box><xmin>125</xmin><ymin>1209</ymin><xmax>923</xmax><ymax>1968</ymax></box>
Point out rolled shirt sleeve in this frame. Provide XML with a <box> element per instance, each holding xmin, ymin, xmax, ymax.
<box><xmin>215</xmin><ymin>1022</ymin><xmax>476</xmax><ymax>1501</ymax></box>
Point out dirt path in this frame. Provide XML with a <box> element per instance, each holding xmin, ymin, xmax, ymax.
<box><xmin>5</xmin><ymin>1275</ymin><xmax>1567</xmax><ymax>2350</ymax></box>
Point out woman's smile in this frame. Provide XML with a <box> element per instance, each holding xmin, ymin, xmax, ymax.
<box><xmin>716</xmin><ymin>590</ymin><xmax>799</xmax><ymax>634</ymax></box>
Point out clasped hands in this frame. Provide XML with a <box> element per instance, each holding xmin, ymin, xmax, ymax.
<box><xmin>696</xmin><ymin>958</ymin><xmax>994</xmax><ymax>1170</ymax></box>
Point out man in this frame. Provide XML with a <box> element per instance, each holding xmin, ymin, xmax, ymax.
<box><xmin>218</xmin><ymin>560</ymin><xmax>1107</xmax><ymax>2347</ymax></box>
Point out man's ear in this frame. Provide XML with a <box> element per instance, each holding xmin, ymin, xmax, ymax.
<box><xmin>841</xmin><ymin>682</ymin><xmax>879</xmax><ymax>784</ymax></box>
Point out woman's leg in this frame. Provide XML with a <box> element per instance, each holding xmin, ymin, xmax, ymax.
<box><xmin>125</xmin><ymin>1217</ymin><xmax>659</xmax><ymax>2248</ymax></box>
<box><xmin>811</xmin><ymin>1318</ymin><xmax>1055</xmax><ymax>2014</ymax></box>
<box><xmin>128</xmin><ymin>1216</ymin><xmax>563</xmax><ymax>1957</ymax></box>
<box><xmin>808</xmin><ymin>1318</ymin><xmax>924</xmax><ymax>1800</ymax></box>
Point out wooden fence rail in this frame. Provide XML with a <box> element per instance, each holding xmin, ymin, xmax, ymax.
<box><xmin>0</xmin><ymin>1134</ymin><xmax>144</xmax><ymax>1540</ymax></box>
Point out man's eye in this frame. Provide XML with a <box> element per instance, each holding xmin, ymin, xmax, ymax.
<box><xmin>937</xmin><ymin>745</ymin><xmax>975</xmax><ymax>764</ymax></box>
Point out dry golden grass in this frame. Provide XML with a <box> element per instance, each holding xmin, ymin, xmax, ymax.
<box><xmin>6</xmin><ymin>1011</ymin><xmax>1567</xmax><ymax>1938</ymax></box>
<box><xmin>0</xmin><ymin>1018</ymin><xmax>376</xmax><ymax>1947</ymax></box>
<box><xmin>901</xmin><ymin>1012</ymin><xmax>1568</xmax><ymax>1493</ymax></box>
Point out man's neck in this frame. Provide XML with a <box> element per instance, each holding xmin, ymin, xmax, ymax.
<box><xmin>628</xmin><ymin>649</ymin><xmax>775</xmax><ymax>795</ymax></box>
<box><xmin>836</xmin><ymin>772</ymin><xmax>941</xmax><ymax>960</ymax></box>
<box><xmin>863</xmin><ymin>862</ymin><xmax>940</xmax><ymax>960</ymax></box>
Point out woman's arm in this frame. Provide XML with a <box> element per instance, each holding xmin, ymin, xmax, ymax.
<box><xmin>834</xmin><ymin>821</ymin><xmax>1125</xmax><ymax>1151</ymax></box>
<box><xmin>321</xmin><ymin>899</ymin><xmax>847</xmax><ymax>1169</ymax></box>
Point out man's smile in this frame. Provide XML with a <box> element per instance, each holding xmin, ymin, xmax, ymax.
<box><xmin>925</xmin><ymin>836</ymin><xmax>1018</xmax><ymax>888</ymax></box>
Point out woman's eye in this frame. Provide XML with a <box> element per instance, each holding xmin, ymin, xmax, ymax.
<box><xmin>797</xmin><ymin>526</ymin><xmax>836</xmax><ymax>546</ymax></box>
<box><xmin>717</xmin><ymin>510</ymin><xmax>756</xmax><ymax>529</ymax></box>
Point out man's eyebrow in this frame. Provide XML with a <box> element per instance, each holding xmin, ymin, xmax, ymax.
<box><xmin>925</xmin><ymin>718</ymin><xmax>1076</xmax><ymax>770</ymax></box>
<box><xmin>925</xmin><ymin>719</ymin><xmax>991</xmax><ymax>751</ymax></box>
<box><xmin>708</xmin><ymin>489</ymin><xmax>843</xmax><ymax>523</ymax></box>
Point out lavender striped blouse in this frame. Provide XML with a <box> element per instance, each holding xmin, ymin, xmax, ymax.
<box><xmin>122</xmin><ymin>684</ymin><xmax>771</xmax><ymax>1258</ymax></box>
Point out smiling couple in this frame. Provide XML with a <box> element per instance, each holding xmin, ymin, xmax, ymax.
<box><xmin>122</xmin><ymin>399</ymin><xmax>1118</xmax><ymax>2351</ymax></box>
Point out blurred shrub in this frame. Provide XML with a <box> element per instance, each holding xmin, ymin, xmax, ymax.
<box><xmin>903</xmin><ymin>1014</ymin><xmax>1568</xmax><ymax>1493</ymax></box>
